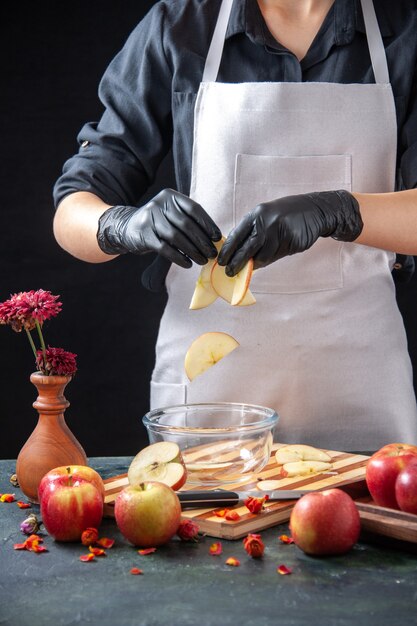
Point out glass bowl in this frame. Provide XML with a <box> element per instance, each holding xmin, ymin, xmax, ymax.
<box><xmin>142</xmin><ymin>402</ymin><xmax>279</xmax><ymax>487</ymax></box>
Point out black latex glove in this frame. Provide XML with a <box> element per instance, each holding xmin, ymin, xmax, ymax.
<box><xmin>97</xmin><ymin>188</ymin><xmax>222</xmax><ymax>268</ymax></box>
<box><xmin>217</xmin><ymin>190</ymin><xmax>363</xmax><ymax>276</ymax></box>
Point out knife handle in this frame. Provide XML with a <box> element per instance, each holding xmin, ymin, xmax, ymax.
<box><xmin>177</xmin><ymin>490</ymin><xmax>239</xmax><ymax>509</ymax></box>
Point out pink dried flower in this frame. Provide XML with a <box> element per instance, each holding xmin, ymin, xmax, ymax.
<box><xmin>36</xmin><ymin>347</ymin><xmax>77</xmax><ymax>377</ymax></box>
<box><xmin>0</xmin><ymin>290</ymin><xmax>61</xmax><ymax>332</ymax></box>
<box><xmin>0</xmin><ymin>289</ymin><xmax>77</xmax><ymax>377</ymax></box>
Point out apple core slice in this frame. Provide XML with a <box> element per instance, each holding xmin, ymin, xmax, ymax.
<box><xmin>280</xmin><ymin>460</ymin><xmax>333</xmax><ymax>478</ymax></box>
<box><xmin>184</xmin><ymin>331</ymin><xmax>239</xmax><ymax>381</ymax></box>
<box><xmin>275</xmin><ymin>445</ymin><xmax>332</xmax><ymax>465</ymax></box>
<box><xmin>128</xmin><ymin>441</ymin><xmax>187</xmax><ymax>491</ymax></box>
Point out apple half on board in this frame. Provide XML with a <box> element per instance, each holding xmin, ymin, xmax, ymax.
<box><xmin>127</xmin><ymin>442</ymin><xmax>187</xmax><ymax>491</ymax></box>
<box><xmin>189</xmin><ymin>238</ymin><xmax>225</xmax><ymax>310</ymax></box>
<box><xmin>184</xmin><ymin>331</ymin><xmax>239</xmax><ymax>381</ymax></box>
<box><xmin>210</xmin><ymin>259</ymin><xmax>256</xmax><ymax>306</ymax></box>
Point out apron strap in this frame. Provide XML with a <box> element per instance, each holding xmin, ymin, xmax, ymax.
<box><xmin>203</xmin><ymin>0</ymin><xmax>390</xmax><ymax>85</ymax></box>
<box><xmin>360</xmin><ymin>0</ymin><xmax>390</xmax><ymax>84</ymax></box>
<box><xmin>202</xmin><ymin>0</ymin><xmax>234</xmax><ymax>82</ymax></box>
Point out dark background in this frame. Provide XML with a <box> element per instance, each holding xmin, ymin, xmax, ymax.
<box><xmin>2</xmin><ymin>1</ymin><xmax>417</xmax><ymax>460</ymax></box>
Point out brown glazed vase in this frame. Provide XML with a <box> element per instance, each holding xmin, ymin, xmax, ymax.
<box><xmin>16</xmin><ymin>372</ymin><xmax>87</xmax><ymax>503</ymax></box>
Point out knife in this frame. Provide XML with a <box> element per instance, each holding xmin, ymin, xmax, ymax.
<box><xmin>176</xmin><ymin>489</ymin><xmax>313</xmax><ymax>509</ymax></box>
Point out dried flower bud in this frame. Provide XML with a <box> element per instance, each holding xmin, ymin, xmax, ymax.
<box><xmin>244</xmin><ymin>495</ymin><xmax>269</xmax><ymax>514</ymax></box>
<box><xmin>243</xmin><ymin>533</ymin><xmax>265</xmax><ymax>558</ymax></box>
<box><xmin>20</xmin><ymin>514</ymin><xmax>42</xmax><ymax>535</ymax></box>
<box><xmin>81</xmin><ymin>527</ymin><xmax>99</xmax><ymax>546</ymax></box>
<box><xmin>10</xmin><ymin>474</ymin><xmax>19</xmax><ymax>488</ymax></box>
<box><xmin>176</xmin><ymin>519</ymin><xmax>200</xmax><ymax>542</ymax></box>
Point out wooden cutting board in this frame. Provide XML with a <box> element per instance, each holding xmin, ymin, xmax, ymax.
<box><xmin>104</xmin><ymin>443</ymin><xmax>370</xmax><ymax>539</ymax></box>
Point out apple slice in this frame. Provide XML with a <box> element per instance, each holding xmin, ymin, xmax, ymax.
<box><xmin>189</xmin><ymin>237</ymin><xmax>226</xmax><ymax>310</ymax></box>
<box><xmin>184</xmin><ymin>331</ymin><xmax>239</xmax><ymax>381</ymax></box>
<box><xmin>127</xmin><ymin>441</ymin><xmax>187</xmax><ymax>491</ymax></box>
<box><xmin>280</xmin><ymin>460</ymin><xmax>333</xmax><ymax>478</ymax></box>
<box><xmin>275</xmin><ymin>445</ymin><xmax>331</xmax><ymax>465</ymax></box>
<box><xmin>210</xmin><ymin>260</ymin><xmax>256</xmax><ymax>307</ymax></box>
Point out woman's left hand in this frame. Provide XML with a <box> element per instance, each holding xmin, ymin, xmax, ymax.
<box><xmin>217</xmin><ymin>190</ymin><xmax>363</xmax><ymax>276</ymax></box>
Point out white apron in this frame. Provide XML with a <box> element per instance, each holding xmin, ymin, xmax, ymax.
<box><xmin>150</xmin><ymin>0</ymin><xmax>417</xmax><ymax>451</ymax></box>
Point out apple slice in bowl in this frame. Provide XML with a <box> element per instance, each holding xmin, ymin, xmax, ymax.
<box><xmin>128</xmin><ymin>441</ymin><xmax>187</xmax><ymax>491</ymax></box>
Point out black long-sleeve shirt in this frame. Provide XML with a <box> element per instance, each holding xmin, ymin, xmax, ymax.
<box><xmin>53</xmin><ymin>0</ymin><xmax>417</xmax><ymax>281</ymax></box>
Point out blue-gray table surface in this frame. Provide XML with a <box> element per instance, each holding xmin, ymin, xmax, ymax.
<box><xmin>1</xmin><ymin>457</ymin><xmax>417</xmax><ymax>626</ymax></box>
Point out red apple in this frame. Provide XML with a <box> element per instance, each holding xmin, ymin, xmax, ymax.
<box><xmin>40</xmin><ymin>474</ymin><xmax>103</xmax><ymax>542</ymax></box>
<box><xmin>365</xmin><ymin>443</ymin><xmax>417</xmax><ymax>509</ymax></box>
<box><xmin>395</xmin><ymin>459</ymin><xmax>417</xmax><ymax>514</ymax></box>
<box><xmin>114</xmin><ymin>481</ymin><xmax>182</xmax><ymax>547</ymax></box>
<box><xmin>289</xmin><ymin>488</ymin><xmax>360</xmax><ymax>556</ymax></box>
<box><xmin>38</xmin><ymin>465</ymin><xmax>105</xmax><ymax>503</ymax></box>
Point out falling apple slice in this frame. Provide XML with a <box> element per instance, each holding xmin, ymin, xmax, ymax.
<box><xmin>210</xmin><ymin>260</ymin><xmax>256</xmax><ymax>307</ymax></box>
<box><xmin>275</xmin><ymin>445</ymin><xmax>331</xmax><ymax>465</ymax></box>
<box><xmin>184</xmin><ymin>331</ymin><xmax>239</xmax><ymax>381</ymax></box>
<box><xmin>127</xmin><ymin>441</ymin><xmax>187</xmax><ymax>491</ymax></box>
<box><xmin>280</xmin><ymin>460</ymin><xmax>333</xmax><ymax>478</ymax></box>
<box><xmin>189</xmin><ymin>238</ymin><xmax>226</xmax><ymax>310</ymax></box>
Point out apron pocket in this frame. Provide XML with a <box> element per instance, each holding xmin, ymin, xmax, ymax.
<box><xmin>233</xmin><ymin>153</ymin><xmax>352</xmax><ymax>294</ymax></box>
<box><xmin>150</xmin><ymin>381</ymin><xmax>187</xmax><ymax>410</ymax></box>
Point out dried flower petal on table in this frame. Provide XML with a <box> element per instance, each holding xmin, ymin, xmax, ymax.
<box><xmin>243</xmin><ymin>533</ymin><xmax>265</xmax><ymax>558</ymax></box>
<box><xmin>17</xmin><ymin>501</ymin><xmax>31</xmax><ymax>509</ymax></box>
<box><xmin>0</xmin><ymin>493</ymin><xmax>16</xmax><ymax>503</ymax></box>
<box><xmin>244</xmin><ymin>495</ymin><xmax>269</xmax><ymax>514</ymax></box>
<box><xmin>80</xmin><ymin>553</ymin><xmax>95</xmax><ymax>562</ymax></box>
<box><xmin>88</xmin><ymin>545</ymin><xmax>104</xmax><ymax>556</ymax></box>
<box><xmin>277</xmin><ymin>564</ymin><xmax>292</xmax><ymax>575</ymax></box>
<box><xmin>20</xmin><ymin>513</ymin><xmax>42</xmax><ymax>535</ymax></box>
<box><xmin>225</xmin><ymin>510</ymin><xmax>240</xmax><ymax>521</ymax></box>
<box><xmin>96</xmin><ymin>537</ymin><xmax>115</xmax><ymax>549</ymax></box>
<box><xmin>209</xmin><ymin>542</ymin><xmax>223</xmax><ymax>556</ymax></box>
<box><xmin>14</xmin><ymin>534</ymin><xmax>47</xmax><ymax>553</ymax></box>
<box><xmin>81</xmin><ymin>527</ymin><xmax>99</xmax><ymax>546</ymax></box>
<box><xmin>278</xmin><ymin>534</ymin><xmax>294</xmax><ymax>544</ymax></box>
<box><xmin>130</xmin><ymin>568</ymin><xmax>143</xmax><ymax>575</ymax></box>
<box><xmin>225</xmin><ymin>557</ymin><xmax>240</xmax><ymax>567</ymax></box>
<box><xmin>176</xmin><ymin>519</ymin><xmax>200</xmax><ymax>541</ymax></box>
<box><xmin>214</xmin><ymin>508</ymin><xmax>230</xmax><ymax>518</ymax></box>
<box><xmin>138</xmin><ymin>548</ymin><xmax>157</xmax><ymax>555</ymax></box>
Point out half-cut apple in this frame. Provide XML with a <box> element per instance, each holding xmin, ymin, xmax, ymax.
<box><xmin>127</xmin><ymin>441</ymin><xmax>187</xmax><ymax>491</ymax></box>
<box><xmin>184</xmin><ymin>331</ymin><xmax>239</xmax><ymax>381</ymax></box>
<box><xmin>210</xmin><ymin>260</ymin><xmax>256</xmax><ymax>306</ymax></box>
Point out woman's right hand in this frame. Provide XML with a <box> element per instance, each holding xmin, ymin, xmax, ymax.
<box><xmin>96</xmin><ymin>188</ymin><xmax>222</xmax><ymax>268</ymax></box>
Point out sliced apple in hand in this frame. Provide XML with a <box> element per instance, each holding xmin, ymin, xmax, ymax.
<box><xmin>275</xmin><ymin>444</ymin><xmax>331</xmax><ymax>465</ymax></box>
<box><xmin>127</xmin><ymin>441</ymin><xmax>187</xmax><ymax>491</ymax></box>
<box><xmin>184</xmin><ymin>331</ymin><xmax>239</xmax><ymax>381</ymax></box>
<box><xmin>210</xmin><ymin>259</ymin><xmax>256</xmax><ymax>306</ymax></box>
<box><xmin>279</xmin><ymin>460</ymin><xmax>333</xmax><ymax>478</ymax></box>
<box><xmin>189</xmin><ymin>238</ymin><xmax>225</xmax><ymax>310</ymax></box>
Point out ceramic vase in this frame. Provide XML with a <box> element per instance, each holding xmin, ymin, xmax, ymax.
<box><xmin>16</xmin><ymin>372</ymin><xmax>87</xmax><ymax>503</ymax></box>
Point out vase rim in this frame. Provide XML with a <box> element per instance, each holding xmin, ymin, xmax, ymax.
<box><xmin>30</xmin><ymin>371</ymin><xmax>73</xmax><ymax>382</ymax></box>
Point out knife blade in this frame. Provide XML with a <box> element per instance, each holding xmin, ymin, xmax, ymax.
<box><xmin>176</xmin><ymin>489</ymin><xmax>313</xmax><ymax>509</ymax></box>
